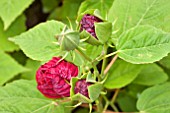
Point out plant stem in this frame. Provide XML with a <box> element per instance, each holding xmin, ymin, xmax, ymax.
<box><xmin>102</xmin><ymin>95</ymin><xmax>110</xmax><ymax>111</ymax></box>
<box><xmin>101</xmin><ymin>44</ymin><xmax>108</xmax><ymax>78</ymax></box>
<box><xmin>110</xmin><ymin>103</ymin><xmax>119</xmax><ymax>112</ymax></box>
<box><xmin>75</xmin><ymin>47</ymin><xmax>92</xmax><ymax>62</ymax></box>
<box><xmin>111</xmin><ymin>89</ymin><xmax>120</xmax><ymax>104</ymax></box>
<box><xmin>104</xmin><ymin>54</ymin><xmax>118</xmax><ymax>75</ymax></box>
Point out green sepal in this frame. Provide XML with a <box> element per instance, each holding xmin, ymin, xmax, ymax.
<box><xmin>80</xmin><ymin>30</ymin><xmax>101</xmax><ymax>45</ymax></box>
<box><xmin>88</xmin><ymin>82</ymin><xmax>103</xmax><ymax>101</ymax></box>
<box><xmin>57</xmin><ymin>27</ymin><xmax>80</xmax><ymax>51</ymax></box>
<box><xmin>95</xmin><ymin>22</ymin><xmax>112</xmax><ymax>44</ymax></box>
<box><xmin>86</xmin><ymin>71</ymin><xmax>96</xmax><ymax>83</ymax></box>
<box><xmin>71</xmin><ymin>93</ymin><xmax>93</xmax><ymax>103</ymax></box>
<box><xmin>77</xmin><ymin>9</ymin><xmax>105</xmax><ymax>24</ymax></box>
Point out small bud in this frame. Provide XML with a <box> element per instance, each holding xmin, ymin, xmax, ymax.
<box><xmin>74</xmin><ymin>79</ymin><xmax>91</xmax><ymax>98</ymax></box>
<box><xmin>80</xmin><ymin>14</ymin><xmax>102</xmax><ymax>39</ymax></box>
<box><xmin>57</xmin><ymin>27</ymin><xmax>80</xmax><ymax>51</ymax></box>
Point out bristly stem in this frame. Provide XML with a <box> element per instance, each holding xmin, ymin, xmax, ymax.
<box><xmin>104</xmin><ymin>54</ymin><xmax>118</xmax><ymax>75</ymax></box>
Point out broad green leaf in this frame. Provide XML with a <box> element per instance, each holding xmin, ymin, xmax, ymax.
<box><xmin>78</xmin><ymin>0</ymin><xmax>114</xmax><ymax>18</ymax></box>
<box><xmin>10</xmin><ymin>20</ymin><xmax>65</xmax><ymax>61</ymax></box>
<box><xmin>117</xmin><ymin>91</ymin><xmax>137</xmax><ymax>112</ymax></box>
<box><xmin>88</xmin><ymin>83</ymin><xmax>103</xmax><ymax>101</ymax></box>
<box><xmin>133</xmin><ymin>63</ymin><xmax>168</xmax><ymax>86</ymax></box>
<box><xmin>0</xmin><ymin>51</ymin><xmax>27</xmax><ymax>85</ymax></box>
<box><xmin>0</xmin><ymin>0</ymin><xmax>34</xmax><ymax>30</ymax></box>
<box><xmin>137</xmin><ymin>82</ymin><xmax>170</xmax><ymax>113</ymax></box>
<box><xmin>109</xmin><ymin>0</ymin><xmax>170</xmax><ymax>38</ymax></box>
<box><xmin>84</xmin><ymin>44</ymin><xmax>103</xmax><ymax>60</ymax></box>
<box><xmin>159</xmin><ymin>54</ymin><xmax>170</xmax><ymax>69</ymax></box>
<box><xmin>0</xmin><ymin>14</ymin><xmax>26</xmax><ymax>52</ymax></box>
<box><xmin>104</xmin><ymin>59</ymin><xmax>143</xmax><ymax>89</ymax></box>
<box><xmin>0</xmin><ymin>80</ymin><xmax>71</xmax><ymax>113</ymax></box>
<box><xmin>21</xmin><ymin>59</ymin><xmax>41</xmax><ymax>80</ymax></box>
<box><xmin>116</xmin><ymin>25</ymin><xmax>170</xmax><ymax>64</ymax></box>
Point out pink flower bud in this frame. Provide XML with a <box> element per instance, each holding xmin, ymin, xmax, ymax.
<box><xmin>80</xmin><ymin>14</ymin><xmax>102</xmax><ymax>38</ymax></box>
<box><xmin>74</xmin><ymin>79</ymin><xmax>91</xmax><ymax>98</ymax></box>
<box><xmin>36</xmin><ymin>57</ymin><xmax>78</xmax><ymax>98</ymax></box>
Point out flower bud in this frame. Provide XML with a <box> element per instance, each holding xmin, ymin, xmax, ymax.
<box><xmin>74</xmin><ymin>79</ymin><xmax>91</xmax><ymax>98</ymax></box>
<box><xmin>36</xmin><ymin>57</ymin><xmax>78</xmax><ymax>98</ymax></box>
<box><xmin>57</xmin><ymin>27</ymin><xmax>80</xmax><ymax>51</ymax></box>
<box><xmin>80</xmin><ymin>14</ymin><xmax>102</xmax><ymax>39</ymax></box>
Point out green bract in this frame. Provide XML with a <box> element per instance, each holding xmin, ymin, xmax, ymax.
<box><xmin>57</xmin><ymin>27</ymin><xmax>80</xmax><ymax>51</ymax></box>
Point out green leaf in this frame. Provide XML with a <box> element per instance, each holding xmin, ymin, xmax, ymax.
<box><xmin>84</xmin><ymin>44</ymin><xmax>103</xmax><ymax>60</ymax></box>
<box><xmin>108</xmin><ymin>0</ymin><xmax>170</xmax><ymax>38</ymax></box>
<box><xmin>95</xmin><ymin>22</ymin><xmax>112</xmax><ymax>44</ymax></box>
<box><xmin>0</xmin><ymin>0</ymin><xmax>34</xmax><ymax>30</ymax></box>
<box><xmin>21</xmin><ymin>59</ymin><xmax>41</xmax><ymax>80</ymax></box>
<box><xmin>0</xmin><ymin>80</ymin><xmax>71</xmax><ymax>113</ymax></box>
<box><xmin>104</xmin><ymin>59</ymin><xmax>143</xmax><ymax>89</ymax></box>
<box><xmin>10</xmin><ymin>20</ymin><xmax>65</xmax><ymax>61</ymax></box>
<box><xmin>117</xmin><ymin>91</ymin><xmax>137</xmax><ymax>112</ymax></box>
<box><xmin>137</xmin><ymin>82</ymin><xmax>170</xmax><ymax>113</ymax></box>
<box><xmin>116</xmin><ymin>25</ymin><xmax>170</xmax><ymax>64</ymax></box>
<box><xmin>0</xmin><ymin>14</ymin><xmax>26</xmax><ymax>52</ymax></box>
<box><xmin>78</xmin><ymin>0</ymin><xmax>114</xmax><ymax>18</ymax></box>
<box><xmin>133</xmin><ymin>63</ymin><xmax>168</xmax><ymax>86</ymax></box>
<box><xmin>88</xmin><ymin>83</ymin><xmax>103</xmax><ymax>101</ymax></box>
<box><xmin>159</xmin><ymin>54</ymin><xmax>170</xmax><ymax>69</ymax></box>
<box><xmin>0</xmin><ymin>51</ymin><xmax>27</xmax><ymax>85</ymax></box>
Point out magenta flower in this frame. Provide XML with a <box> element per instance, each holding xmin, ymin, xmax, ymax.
<box><xmin>80</xmin><ymin>14</ymin><xmax>102</xmax><ymax>38</ymax></box>
<box><xmin>36</xmin><ymin>57</ymin><xmax>78</xmax><ymax>98</ymax></box>
<box><xmin>74</xmin><ymin>79</ymin><xmax>91</xmax><ymax>98</ymax></box>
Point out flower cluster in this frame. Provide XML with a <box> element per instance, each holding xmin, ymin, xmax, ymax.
<box><xmin>36</xmin><ymin>57</ymin><xmax>91</xmax><ymax>99</ymax></box>
<box><xmin>36</xmin><ymin>14</ymin><xmax>101</xmax><ymax>99</ymax></box>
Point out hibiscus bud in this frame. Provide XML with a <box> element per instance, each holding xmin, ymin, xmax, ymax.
<box><xmin>36</xmin><ymin>57</ymin><xmax>78</xmax><ymax>98</ymax></box>
<box><xmin>74</xmin><ymin>79</ymin><xmax>91</xmax><ymax>98</ymax></box>
<box><xmin>80</xmin><ymin>14</ymin><xmax>102</xmax><ymax>39</ymax></box>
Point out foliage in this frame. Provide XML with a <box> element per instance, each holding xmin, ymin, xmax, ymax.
<box><xmin>0</xmin><ymin>0</ymin><xmax>170</xmax><ymax>113</ymax></box>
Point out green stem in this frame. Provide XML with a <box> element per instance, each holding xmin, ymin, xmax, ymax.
<box><xmin>102</xmin><ymin>95</ymin><xmax>110</xmax><ymax>111</ymax></box>
<box><xmin>101</xmin><ymin>44</ymin><xmax>108</xmax><ymax>78</ymax></box>
<box><xmin>75</xmin><ymin>47</ymin><xmax>92</xmax><ymax>62</ymax></box>
<box><xmin>111</xmin><ymin>89</ymin><xmax>120</xmax><ymax>103</ymax></box>
<box><xmin>96</xmin><ymin>97</ymin><xmax>103</xmax><ymax>113</ymax></box>
<box><xmin>110</xmin><ymin>102</ymin><xmax>119</xmax><ymax>112</ymax></box>
<box><xmin>104</xmin><ymin>54</ymin><xmax>118</xmax><ymax>75</ymax></box>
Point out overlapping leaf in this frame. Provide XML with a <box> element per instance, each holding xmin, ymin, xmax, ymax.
<box><xmin>104</xmin><ymin>59</ymin><xmax>143</xmax><ymax>89</ymax></box>
<box><xmin>10</xmin><ymin>20</ymin><xmax>65</xmax><ymax>61</ymax></box>
<box><xmin>0</xmin><ymin>80</ymin><xmax>71</xmax><ymax>113</ymax></box>
<box><xmin>0</xmin><ymin>0</ymin><xmax>34</xmax><ymax>30</ymax></box>
<box><xmin>0</xmin><ymin>14</ymin><xmax>26</xmax><ymax>52</ymax></box>
<box><xmin>109</xmin><ymin>0</ymin><xmax>170</xmax><ymax>64</ymax></box>
<box><xmin>133</xmin><ymin>63</ymin><xmax>168</xmax><ymax>86</ymax></box>
<box><xmin>0</xmin><ymin>51</ymin><xmax>27</xmax><ymax>85</ymax></box>
<box><xmin>116</xmin><ymin>25</ymin><xmax>170</xmax><ymax>64</ymax></box>
<box><xmin>137</xmin><ymin>83</ymin><xmax>170</xmax><ymax>113</ymax></box>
